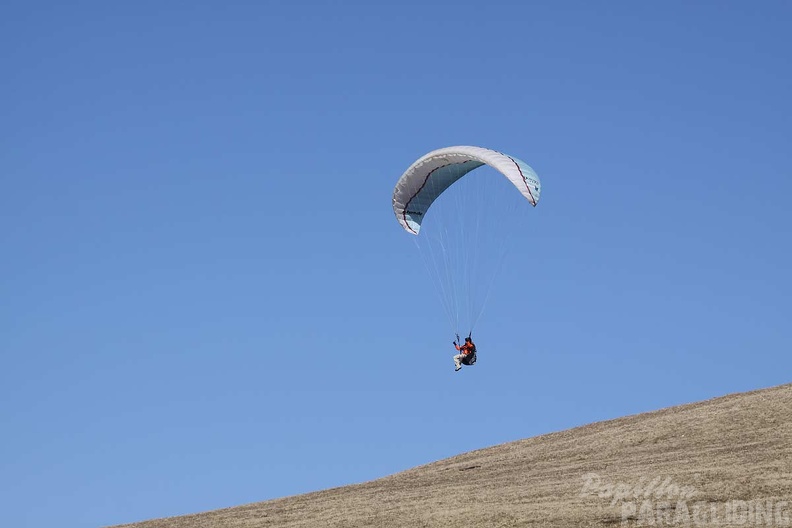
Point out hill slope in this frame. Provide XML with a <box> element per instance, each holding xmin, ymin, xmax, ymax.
<box><xmin>113</xmin><ymin>383</ymin><xmax>792</xmax><ymax>527</ymax></box>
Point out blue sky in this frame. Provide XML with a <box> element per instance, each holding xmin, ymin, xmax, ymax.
<box><xmin>2</xmin><ymin>1</ymin><xmax>791</xmax><ymax>527</ymax></box>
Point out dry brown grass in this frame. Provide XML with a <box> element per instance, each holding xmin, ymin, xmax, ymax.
<box><xmin>112</xmin><ymin>383</ymin><xmax>792</xmax><ymax>527</ymax></box>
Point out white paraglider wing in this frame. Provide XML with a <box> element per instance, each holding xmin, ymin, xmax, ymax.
<box><xmin>392</xmin><ymin>146</ymin><xmax>541</xmax><ymax>235</ymax></box>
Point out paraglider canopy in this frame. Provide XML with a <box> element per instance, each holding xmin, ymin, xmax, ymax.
<box><xmin>392</xmin><ymin>146</ymin><xmax>541</xmax><ymax>235</ymax></box>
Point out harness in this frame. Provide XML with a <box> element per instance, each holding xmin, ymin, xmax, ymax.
<box><xmin>460</xmin><ymin>343</ymin><xmax>477</xmax><ymax>365</ymax></box>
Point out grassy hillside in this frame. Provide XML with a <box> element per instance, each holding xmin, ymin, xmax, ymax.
<box><xmin>113</xmin><ymin>383</ymin><xmax>792</xmax><ymax>527</ymax></box>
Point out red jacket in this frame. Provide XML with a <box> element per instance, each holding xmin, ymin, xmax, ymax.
<box><xmin>455</xmin><ymin>341</ymin><xmax>475</xmax><ymax>355</ymax></box>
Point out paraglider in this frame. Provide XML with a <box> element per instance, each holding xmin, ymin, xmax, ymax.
<box><xmin>391</xmin><ymin>146</ymin><xmax>541</xmax><ymax>369</ymax></box>
<box><xmin>453</xmin><ymin>334</ymin><xmax>477</xmax><ymax>372</ymax></box>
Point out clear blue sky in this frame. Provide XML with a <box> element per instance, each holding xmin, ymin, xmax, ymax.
<box><xmin>2</xmin><ymin>1</ymin><xmax>791</xmax><ymax>527</ymax></box>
